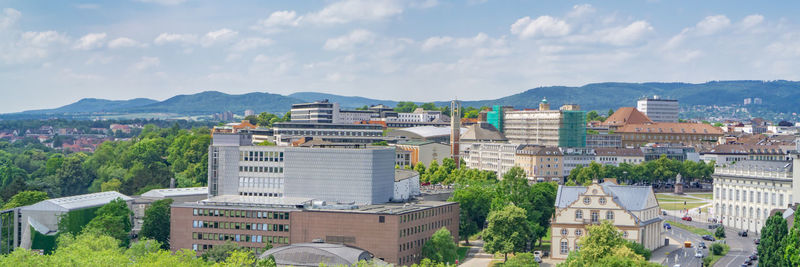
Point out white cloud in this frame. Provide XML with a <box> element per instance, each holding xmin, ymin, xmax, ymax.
<box><xmin>740</xmin><ymin>14</ymin><xmax>764</xmax><ymax>29</ymax></box>
<box><xmin>252</xmin><ymin>10</ymin><xmax>301</xmax><ymax>34</ymax></box>
<box><xmin>306</xmin><ymin>0</ymin><xmax>403</xmax><ymax>24</ymax></box>
<box><xmin>133</xmin><ymin>0</ymin><xmax>186</xmax><ymax>5</ymax></box>
<box><xmin>510</xmin><ymin>16</ymin><xmax>570</xmax><ymax>39</ymax></box>
<box><xmin>323</xmin><ymin>29</ymin><xmax>375</xmax><ymax>51</ymax></box>
<box><xmin>154</xmin><ymin>33</ymin><xmax>197</xmax><ymax>45</ymax></box>
<box><xmin>597</xmin><ymin>20</ymin><xmax>653</xmax><ymax>46</ymax></box>
<box><xmin>567</xmin><ymin>4</ymin><xmax>595</xmax><ymax>18</ymax></box>
<box><xmin>21</xmin><ymin>31</ymin><xmax>70</xmax><ymax>47</ymax></box>
<box><xmin>421</xmin><ymin>36</ymin><xmax>453</xmax><ymax>51</ymax></box>
<box><xmin>232</xmin><ymin>37</ymin><xmax>274</xmax><ymax>51</ymax></box>
<box><xmin>695</xmin><ymin>15</ymin><xmax>730</xmax><ymax>35</ymax></box>
<box><xmin>132</xmin><ymin>56</ymin><xmax>160</xmax><ymax>71</ymax></box>
<box><xmin>1</xmin><ymin>31</ymin><xmax>70</xmax><ymax>63</ymax></box>
<box><xmin>108</xmin><ymin>37</ymin><xmax>142</xmax><ymax>49</ymax></box>
<box><xmin>1</xmin><ymin>8</ymin><xmax>21</xmax><ymax>29</ymax></box>
<box><xmin>73</xmin><ymin>33</ymin><xmax>107</xmax><ymax>50</ymax></box>
<box><xmin>202</xmin><ymin>28</ymin><xmax>238</xmax><ymax>47</ymax></box>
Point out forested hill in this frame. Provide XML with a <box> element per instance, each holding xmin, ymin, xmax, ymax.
<box><xmin>441</xmin><ymin>80</ymin><xmax>800</xmax><ymax>112</ymax></box>
<box><xmin>10</xmin><ymin>80</ymin><xmax>800</xmax><ymax>117</ymax></box>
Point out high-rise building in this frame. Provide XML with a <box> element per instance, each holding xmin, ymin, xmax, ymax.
<box><xmin>500</xmin><ymin>98</ymin><xmax>586</xmax><ymax>147</ymax></box>
<box><xmin>244</xmin><ymin>110</ymin><xmax>255</xmax><ymax>117</ymax></box>
<box><xmin>636</xmin><ymin>96</ymin><xmax>679</xmax><ymax>122</ymax></box>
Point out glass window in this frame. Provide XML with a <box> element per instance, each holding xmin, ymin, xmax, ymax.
<box><xmin>606</xmin><ymin>211</ymin><xmax>614</xmax><ymax>220</ymax></box>
<box><xmin>583</xmin><ymin>197</ymin><xmax>590</xmax><ymax>205</ymax></box>
<box><xmin>561</xmin><ymin>229</ymin><xmax>568</xmax><ymax>236</ymax></box>
<box><xmin>575</xmin><ymin>210</ymin><xmax>583</xmax><ymax>219</ymax></box>
<box><xmin>560</xmin><ymin>241</ymin><xmax>569</xmax><ymax>254</ymax></box>
<box><xmin>575</xmin><ymin>229</ymin><xmax>582</xmax><ymax>236</ymax></box>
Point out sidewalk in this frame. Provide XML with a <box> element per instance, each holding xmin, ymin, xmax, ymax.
<box><xmin>649</xmin><ymin>236</ymin><xmax>681</xmax><ymax>265</ymax></box>
<box><xmin>459</xmin><ymin>240</ymin><xmax>493</xmax><ymax>267</ymax></box>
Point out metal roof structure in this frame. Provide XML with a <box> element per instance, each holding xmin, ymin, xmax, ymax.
<box><xmin>388</xmin><ymin>126</ymin><xmax>467</xmax><ymax>139</ymax></box>
<box><xmin>394</xmin><ymin>169</ymin><xmax>419</xmax><ymax>182</ymax></box>
<box><xmin>259</xmin><ymin>242</ymin><xmax>377</xmax><ymax>267</ymax></box>
<box><xmin>140</xmin><ymin>187</ymin><xmax>208</xmax><ymax>198</ymax></box>
<box><xmin>21</xmin><ymin>191</ymin><xmax>132</xmax><ymax>213</ymax></box>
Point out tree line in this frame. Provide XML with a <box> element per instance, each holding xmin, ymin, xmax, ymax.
<box><xmin>0</xmin><ymin>123</ymin><xmax>211</xmax><ymax>207</ymax></box>
<box><xmin>567</xmin><ymin>155</ymin><xmax>715</xmax><ymax>185</ymax></box>
<box><xmin>757</xmin><ymin>210</ymin><xmax>800</xmax><ymax>266</ymax></box>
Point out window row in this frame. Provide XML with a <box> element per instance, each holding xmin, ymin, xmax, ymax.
<box><xmin>192</xmin><ymin>220</ymin><xmax>290</xmax><ymax>232</ymax></box>
<box><xmin>400</xmin><ymin>236</ymin><xmax>430</xmax><ymax>252</ymax></box>
<box><xmin>399</xmin><ymin>206</ymin><xmax>454</xmax><ymax>223</ymax></box>
<box><xmin>400</xmin><ymin>219</ymin><xmax>452</xmax><ymax>238</ymax></box>
<box><xmin>192</xmin><ymin>244</ymin><xmax>270</xmax><ymax>254</ymax></box>
<box><xmin>193</xmin><ymin>209</ymin><xmax>290</xmax><ymax>220</ymax></box>
<box><xmin>574</xmin><ymin>210</ymin><xmax>614</xmax><ymax>222</ymax></box>
<box><xmin>191</xmin><ymin>233</ymin><xmax>288</xmax><ymax>245</ymax></box>
<box><xmin>241</xmin><ymin>151</ymin><xmax>284</xmax><ymax>162</ymax></box>
<box><xmin>239</xmin><ymin>166</ymin><xmax>284</xmax><ymax>173</ymax></box>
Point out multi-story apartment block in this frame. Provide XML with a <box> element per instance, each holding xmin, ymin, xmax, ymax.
<box><xmin>637</xmin><ymin>96</ymin><xmax>679</xmax><ymax>122</ymax></box>
<box><xmin>500</xmin><ymin>99</ymin><xmax>586</xmax><ymax>147</ymax></box>
<box><xmin>551</xmin><ymin>181</ymin><xmax>663</xmax><ymax>259</ymax></box>
<box><xmin>515</xmin><ymin>145</ymin><xmax>563</xmax><ymax>182</ymax></box>
<box><xmin>712</xmin><ymin>159</ymin><xmax>796</xmax><ymax>233</ymax></box>
<box><xmin>464</xmin><ymin>143</ymin><xmax>519</xmax><ymax>178</ymax></box>
<box><xmin>560</xmin><ymin>147</ymin><xmax>596</xmax><ymax>177</ymax></box>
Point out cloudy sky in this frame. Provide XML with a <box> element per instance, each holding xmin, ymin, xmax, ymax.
<box><xmin>1</xmin><ymin>0</ymin><xmax>799</xmax><ymax>113</ymax></box>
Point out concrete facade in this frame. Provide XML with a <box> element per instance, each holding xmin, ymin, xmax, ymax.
<box><xmin>637</xmin><ymin>97</ymin><xmax>679</xmax><ymax>122</ymax></box>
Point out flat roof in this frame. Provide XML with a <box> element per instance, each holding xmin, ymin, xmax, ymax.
<box><xmin>140</xmin><ymin>187</ymin><xmax>208</xmax><ymax>198</ymax></box>
<box><xmin>395</xmin><ymin>169</ymin><xmax>419</xmax><ymax>182</ymax></box>
<box><xmin>313</xmin><ymin>200</ymin><xmax>455</xmax><ymax>215</ymax></box>
<box><xmin>21</xmin><ymin>191</ymin><xmax>132</xmax><ymax>212</ymax></box>
<box><xmin>173</xmin><ymin>196</ymin><xmax>455</xmax><ymax>215</ymax></box>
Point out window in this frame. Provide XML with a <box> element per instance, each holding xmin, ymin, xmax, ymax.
<box><xmin>622</xmin><ymin>231</ymin><xmax>629</xmax><ymax>238</ymax></box>
<box><xmin>379</xmin><ymin>216</ymin><xmax>385</xmax><ymax>223</ymax></box>
<box><xmin>599</xmin><ymin>198</ymin><xmax>606</xmax><ymax>205</ymax></box>
<box><xmin>583</xmin><ymin>197</ymin><xmax>591</xmax><ymax>205</ymax></box>
<box><xmin>591</xmin><ymin>211</ymin><xmax>599</xmax><ymax>223</ymax></box>
<box><xmin>575</xmin><ymin>229</ymin><xmax>582</xmax><ymax>236</ymax></box>
<box><xmin>560</xmin><ymin>240</ymin><xmax>569</xmax><ymax>254</ymax></box>
<box><xmin>575</xmin><ymin>210</ymin><xmax>583</xmax><ymax>219</ymax></box>
<box><xmin>561</xmin><ymin>229</ymin><xmax>568</xmax><ymax>236</ymax></box>
<box><xmin>606</xmin><ymin>211</ymin><xmax>614</xmax><ymax>220</ymax></box>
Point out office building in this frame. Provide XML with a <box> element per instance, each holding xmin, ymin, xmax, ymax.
<box><xmin>463</xmin><ymin>143</ymin><xmax>520</xmax><ymax>178</ymax></box>
<box><xmin>700</xmin><ymin>144</ymin><xmax>788</xmax><ymax>165</ymax></box>
<box><xmin>594</xmin><ymin>148</ymin><xmax>644</xmax><ymax>166</ymax></box>
<box><xmin>498</xmin><ymin>99</ymin><xmax>586</xmax><ymax>147</ymax></box>
<box><xmin>640</xmin><ymin>145</ymin><xmax>698</xmax><ymax>161</ymax></box>
<box><xmin>134</xmin><ymin>187</ymin><xmax>209</xmax><ymax>232</ymax></box>
<box><xmin>586</xmin><ymin>133</ymin><xmax>622</xmax><ymax>148</ymax></box>
<box><xmin>551</xmin><ymin>181</ymin><xmax>663</xmax><ymax>259</ymax></box>
<box><xmin>272</xmin><ymin>122</ymin><xmax>386</xmax><ymax>144</ymax></box>
<box><xmin>290</xmin><ymin>101</ymin><xmax>338</xmax><ymax>123</ymax></box>
<box><xmin>637</xmin><ymin>96</ymin><xmax>679</xmax><ymax>122</ymax></box>
<box><xmin>560</xmin><ymin>147</ymin><xmax>596</xmax><ymax>177</ymax></box>
<box><xmin>615</xmin><ymin>122</ymin><xmax>724</xmax><ymax>147</ymax></box>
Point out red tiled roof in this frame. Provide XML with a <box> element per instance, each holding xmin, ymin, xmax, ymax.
<box><xmin>615</xmin><ymin>122</ymin><xmax>724</xmax><ymax>135</ymax></box>
<box><xmin>603</xmin><ymin>107</ymin><xmax>652</xmax><ymax>126</ymax></box>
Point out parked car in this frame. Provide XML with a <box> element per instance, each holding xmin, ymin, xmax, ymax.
<box><xmin>702</xmin><ymin>235</ymin><xmax>716</xmax><ymax>241</ymax></box>
<box><xmin>664</xmin><ymin>223</ymin><xmax>672</xmax><ymax>229</ymax></box>
<box><xmin>744</xmin><ymin>258</ymin><xmax>752</xmax><ymax>265</ymax></box>
<box><xmin>739</xmin><ymin>230</ymin><xmax>748</xmax><ymax>237</ymax></box>
<box><xmin>749</xmin><ymin>253</ymin><xmax>758</xmax><ymax>260</ymax></box>
<box><xmin>698</xmin><ymin>241</ymin><xmax>707</xmax><ymax>249</ymax></box>
<box><xmin>682</xmin><ymin>216</ymin><xmax>693</xmax><ymax>221</ymax></box>
<box><xmin>708</xmin><ymin>224</ymin><xmax>721</xmax><ymax>229</ymax></box>
<box><xmin>754</xmin><ymin>238</ymin><xmax>760</xmax><ymax>244</ymax></box>
<box><xmin>695</xmin><ymin>250</ymin><xmax>704</xmax><ymax>258</ymax></box>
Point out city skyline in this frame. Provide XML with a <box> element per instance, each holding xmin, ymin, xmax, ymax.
<box><xmin>2</xmin><ymin>0</ymin><xmax>800</xmax><ymax>113</ymax></box>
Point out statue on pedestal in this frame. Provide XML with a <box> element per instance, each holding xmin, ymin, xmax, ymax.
<box><xmin>674</xmin><ymin>173</ymin><xmax>684</xmax><ymax>195</ymax></box>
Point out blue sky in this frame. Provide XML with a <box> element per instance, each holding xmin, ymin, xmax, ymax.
<box><xmin>1</xmin><ymin>0</ymin><xmax>799</xmax><ymax>113</ymax></box>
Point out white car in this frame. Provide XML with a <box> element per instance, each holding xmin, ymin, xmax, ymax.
<box><xmin>695</xmin><ymin>251</ymin><xmax>704</xmax><ymax>258</ymax></box>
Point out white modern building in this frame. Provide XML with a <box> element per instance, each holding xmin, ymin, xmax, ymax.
<box><xmin>463</xmin><ymin>143</ymin><xmax>520</xmax><ymax>178</ymax></box>
<box><xmin>594</xmin><ymin>148</ymin><xmax>645</xmax><ymax>166</ymax></box>
<box><xmin>636</xmin><ymin>96</ymin><xmax>679</xmax><ymax>122</ymax></box>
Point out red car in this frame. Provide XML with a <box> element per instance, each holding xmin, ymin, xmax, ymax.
<box><xmin>682</xmin><ymin>216</ymin><xmax>693</xmax><ymax>221</ymax></box>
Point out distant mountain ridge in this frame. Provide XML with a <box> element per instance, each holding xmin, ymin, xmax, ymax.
<box><xmin>10</xmin><ymin>80</ymin><xmax>800</xmax><ymax>119</ymax></box>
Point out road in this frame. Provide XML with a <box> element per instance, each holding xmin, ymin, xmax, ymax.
<box><xmin>663</xmin><ymin>216</ymin><xmax>758</xmax><ymax>267</ymax></box>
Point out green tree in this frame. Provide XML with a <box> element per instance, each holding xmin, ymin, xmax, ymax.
<box><xmin>714</xmin><ymin>225</ymin><xmax>726</xmax><ymax>239</ymax></box>
<box><xmin>785</xmin><ymin>208</ymin><xmax>800</xmax><ymax>266</ymax></box>
<box><xmin>420</xmin><ymin>103</ymin><xmax>437</xmax><ymax>111</ymax></box>
<box><xmin>140</xmin><ymin>198</ymin><xmax>174</xmax><ymax>249</ymax></box>
<box><xmin>559</xmin><ymin>221</ymin><xmax>660</xmax><ymax>267</ymax></box>
<box><xmin>395</xmin><ymin>102</ymin><xmax>419</xmax><ymax>113</ymax></box>
<box><xmin>100</xmin><ymin>178</ymin><xmax>122</xmax><ymax>192</ymax></box>
<box><xmin>2</xmin><ymin>190</ymin><xmax>48</xmax><ymax>209</ymax></box>
<box><xmin>421</xmin><ymin>228</ymin><xmax>458</xmax><ymax>264</ymax></box>
<box><xmin>710</xmin><ymin>243</ymin><xmax>723</xmax><ymax>255</ymax></box>
<box><xmin>448</xmin><ymin>181</ymin><xmax>494</xmax><ymax>244</ymax></box>
<box><xmin>484</xmin><ymin>205</ymin><xmax>532</xmax><ymax>262</ymax></box>
<box><xmin>203</xmin><ymin>241</ymin><xmax>247</xmax><ymax>263</ymax></box>
<box><xmin>504</xmin><ymin>252</ymin><xmax>538</xmax><ymax>267</ymax></box>
<box><xmin>82</xmin><ymin>198</ymin><xmax>133</xmax><ymax>246</ymax></box>
<box><xmin>759</xmin><ymin>212</ymin><xmax>788</xmax><ymax>267</ymax></box>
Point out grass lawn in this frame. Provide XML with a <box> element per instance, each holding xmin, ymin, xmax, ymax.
<box><xmin>706</xmin><ymin>243</ymin><xmax>730</xmax><ymax>266</ymax></box>
<box><xmin>688</xmin><ymin>193</ymin><xmax>713</xmax><ymax>200</ymax></box>
<box><xmin>656</xmin><ymin>193</ymin><xmax>697</xmax><ymax>202</ymax></box>
<box><xmin>457</xmin><ymin>246</ymin><xmax>469</xmax><ymax>262</ymax></box>
<box><xmin>660</xmin><ymin>202</ymin><xmax>707</xmax><ymax>210</ymax></box>
<box><xmin>666</xmin><ymin>220</ymin><xmax>714</xmax><ymax>237</ymax></box>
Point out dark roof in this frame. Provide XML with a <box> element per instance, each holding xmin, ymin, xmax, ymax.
<box><xmin>594</xmin><ymin>147</ymin><xmax>644</xmax><ymax>157</ymax></box>
<box><xmin>460</xmin><ymin>122</ymin><xmax>506</xmax><ymax>141</ymax></box>
<box><xmin>555</xmin><ymin>182</ymin><xmax>655</xmax><ymax>211</ymax></box>
<box><xmin>705</xmin><ymin>144</ymin><xmax>784</xmax><ymax>155</ymax></box>
<box><xmin>516</xmin><ymin>145</ymin><xmax>562</xmax><ymax>156</ymax></box>
<box><xmin>259</xmin><ymin>242</ymin><xmax>373</xmax><ymax>267</ymax></box>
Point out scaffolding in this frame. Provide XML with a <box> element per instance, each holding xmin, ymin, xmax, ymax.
<box><xmin>559</xmin><ymin>110</ymin><xmax>587</xmax><ymax>147</ymax></box>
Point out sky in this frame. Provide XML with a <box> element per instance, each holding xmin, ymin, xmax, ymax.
<box><xmin>1</xmin><ymin>0</ymin><xmax>800</xmax><ymax>113</ymax></box>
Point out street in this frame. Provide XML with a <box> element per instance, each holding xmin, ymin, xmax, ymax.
<box><xmin>662</xmin><ymin>215</ymin><xmax>758</xmax><ymax>267</ymax></box>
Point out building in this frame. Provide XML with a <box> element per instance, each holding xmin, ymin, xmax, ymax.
<box><xmin>713</xmin><ymin>160</ymin><xmax>795</xmax><ymax>233</ymax></box>
<box><xmin>637</xmin><ymin>96</ymin><xmax>679</xmax><ymax>122</ymax></box>
<box><xmin>394</xmin><ymin>141</ymin><xmax>450</xmax><ymax>167</ymax></box>
<box><xmin>614</xmin><ymin>122</ymin><xmax>724</xmax><ymax>147</ymax></box>
<box><xmin>560</xmin><ymin>147</ymin><xmax>596</xmax><ymax>177</ymax></box>
<box><xmin>586</xmin><ymin>133</ymin><xmax>622</xmax><ymax>148</ymax></box>
<box><xmin>134</xmin><ymin>187</ymin><xmax>209</xmax><ymax>232</ymax></box>
<box><xmin>171</xmin><ymin>198</ymin><xmax>458</xmax><ymax>266</ymax></box>
<box><xmin>2</xmin><ymin>191</ymin><xmax>134</xmax><ymax>252</ymax></box>
<box><xmin>244</xmin><ymin>110</ymin><xmax>256</xmax><ymax>117</ymax></box>
<box><xmin>259</xmin><ymin>241</ymin><xmax>381</xmax><ymax>267</ymax></box>
<box><xmin>272</xmin><ymin>122</ymin><xmax>386</xmax><ymax>145</ymax></box>
<box><xmin>386</xmin><ymin>126</ymin><xmax>466</xmax><ymax>144</ymax></box>
<box><xmin>291</xmin><ymin>101</ymin><xmax>338</xmax><ymax>123</ymax></box>
<box><xmin>463</xmin><ymin>143</ymin><xmax>519</xmax><ymax>178</ymax></box>
<box><xmin>500</xmin><ymin>99</ymin><xmax>586</xmax><ymax>147</ymax></box>
<box><xmin>603</xmin><ymin>107</ymin><xmax>653</xmax><ymax>129</ymax></box>
<box><xmin>640</xmin><ymin>145</ymin><xmax>698</xmax><ymax>161</ymax></box>
<box><xmin>700</xmin><ymin>144</ymin><xmax>787</xmax><ymax>166</ymax></box>
<box><xmin>550</xmin><ymin>181</ymin><xmax>663</xmax><ymax>259</ymax></box>
<box><xmin>515</xmin><ymin>145</ymin><xmax>563</xmax><ymax>182</ymax></box>
<box><xmin>594</xmin><ymin>148</ymin><xmax>644</xmax><ymax>166</ymax></box>
<box><xmin>459</xmin><ymin>122</ymin><xmax>506</xmax><ymax>144</ymax></box>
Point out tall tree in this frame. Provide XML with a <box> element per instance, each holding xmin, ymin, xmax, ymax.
<box><xmin>484</xmin><ymin>205</ymin><xmax>532</xmax><ymax>262</ymax></box>
<box><xmin>82</xmin><ymin>198</ymin><xmax>133</xmax><ymax>246</ymax></box>
<box><xmin>559</xmin><ymin>221</ymin><xmax>660</xmax><ymax>267</ymax></box>
<box><xmin>449</xmin><ymin>181</ymin><xmax>494</xmax><ymax>244</ymax></box>
<box><xmin>140</xmin><ymin>198</ymin><xmax>174</xmax><ymax>249</ymax></box>
<box><xmin>759</xmin><ymin>212</ymin><xmax>788</xmax><ymax>267</ymax></box>
<box><xmin>2</xmin><ymin>190</ymin><xmax>48</xmax><ymax>209</ymax></box>
<box><xmin>421</xmin><ymin>228</ymin><xmax>458</xmax><ymax>264</ymax></box>
<box><xmin>785</xmin><ymin>209</ymin><xmax>800</xmax><ymax>266</ymax></box>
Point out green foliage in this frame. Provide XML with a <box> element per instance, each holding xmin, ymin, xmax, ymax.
<box><xmin>82</xmin><ymin>198</ymin><xmax>133</xmax><ymax>247</ymax></box>
<box><xmin>785</xmin><ymin>208</ymin><xmax>800</xmax><ymax>266</ymax></box>
<box><xmin>370</xmin><ymin>141</ymin><xmax>388</xmax><ymax>146</ymax></box>
<box><xmin>710</xmin><ymin>243</ymin><xmax>723</xmax><ymax>255</ymax></box>
<box><xmin>758</xmin><ymin>212</ymin><xmax>789</xmax><ymax>267</ymax></box>
<box><xmin>58</xmin><ymin>206</ymin><xmax>101</xmax><ymax>236</ymax></box>
<box><xmin>625</xmin><ymin>241</ymin><xmax>651</xmax><ymax>260</ymax></box>
<box><xmin>714</xmin><ymin>225</ymin><xmax>726</xmax><ymax>239</ymax></box>
<box><xmin>502</xmin><ymin>252</ymin><xmax>538</xmax><ymax>267</ymax></box>
<box><xmin>100</xmin><ymin>178</ymin><xmax>122</xmax><ymax>192</ymax></box>
<box><xmin>484</xmin><ymin>205</ymin><xmax>532</xmax><ymax>261</ymax></box>
<box><xmin>2</xmin><ymin>190</ymin><xmax>48</xmax><ymax>209</ymax></box>
<box><xmin>140</xmin><ymin>199</ymin><xmax>174</xmax><ymax>250</ymax></box>
<box><xmin>558</xmin><ymin>221</ymin><xmax>660</xmax><ymax>267</ymax></box>
<box><xmin>256</xmin><ymin>140</ymin><xmax>276</xmax><ymax>146</ymax></box>
<box><xmin>448</xmin><ymin>181</ymin><xmax>494</xmax><ymax>243</ymax></box>
<box><xmin>30</xmin><ymin>226</ymin><xmax>58</xmax><ymax>254</ymax></box>
<box><xmin>202</xmin><ymin>241</ymin><xmax>248</xmax><ymax>263</ymax></box>
<box><xmin>421</xmin><ymin>228</ymin><xmax>457</xmax><ymax>264</ymax></box>
<box><xmin>253</xmin><ymin>112</ymin><xmax>289</xmax><ymax>127</ymax></box>
<box><xmin>567</xmin><ymin>156</ymin><xmax>715</xmax><ymax>184</ymax></box>
<box><xmin>586</xmin><ymin>111</ymin><xmax>606</xmax><ymax>122</ymax></box>
<box><xmin>395</xmin><ymin>102</ymin><xmax>419</xmax><ymax>113</ymax></box>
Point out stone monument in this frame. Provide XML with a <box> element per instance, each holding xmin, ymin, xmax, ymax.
<box><xmin>674</xmin><ymin>173</ymin><xmax>684</xmax><ymax>194</ymax></box>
